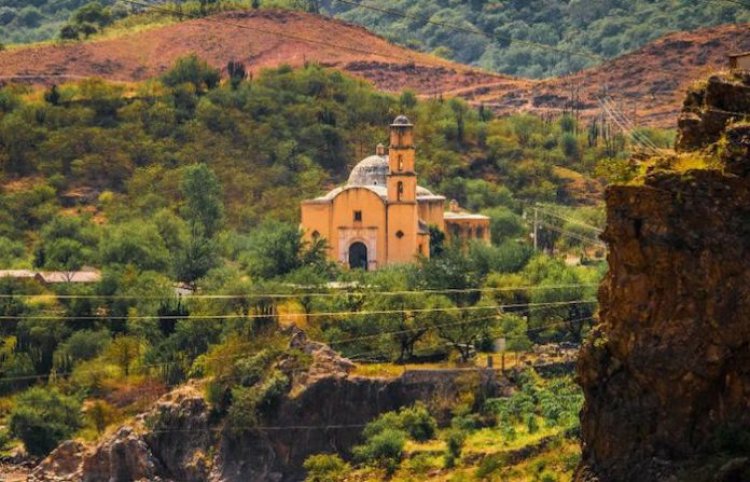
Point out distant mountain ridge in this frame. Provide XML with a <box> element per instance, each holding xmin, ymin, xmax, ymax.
<box><xmin>0</xmin><ymin>10</ymin><xmax>748</xmax><ymax>128</ymax></box>
<box><xmin>323</xmin><ymin>0</ymin><xmax>750</xmax><ymax>78</ymax></box>
<box><xmin>4</xmin><ymin>0</ymin><xmax>750</xmax><ymax>79</ymax></box>
<box><xmin>0</xmin><ymin>9</ymin><xmax>521</xmax><ymax>99</ymax></box>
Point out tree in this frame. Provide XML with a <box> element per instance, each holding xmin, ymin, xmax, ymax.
<box><xmin>241</xmin><ymin>221</ymin><xmax>305</xmax><ymax>280</ymax></box>
<box><xmin>87</xmin><ymin>400</ymin><xmax>117</xmax><ymax>435</ymax></box>
<box><xmin>100</xmin><ymin>221</ymin><xmax>170</xmax><ymax>272</ymax></box>
<box><xmin>285</xmin><ymin>266</ymin><xmax>327</xmax><ymax>326</ymax></box>
<box><xmin>162</xmin><ymin>54</ymin><xmax>221</xmax><ymax>93</ymax></box>
<box><xmin>227</xmin><ymin>61</ymin><xmax>247</xmax><ymax>90</ymax></box>
<box><xmin>177</xmin><ymin>164</ymin><xmax>223</xmax><ymax>286</ymax></box>
<box><xmin>180</xmin><ymin>163</ymin><xmax>224</xmax><ymax>238</ymax></box>
<box><xmin>9</xmin><ymin>387</ymin><xmax>82</xmax><ymax>456</ymax></box>
<box><xmin>72</xmin><ymin>2</ymin><xmax>112</xmax><ymax>28</ymax></box>
<box><xmin>105</xmin><ymin>335</ymin><xmax>142</xmax><ymax>377</ymax></box>
<box><xmin>482</xmin><ymin>207</ymin><xmax>526</xmax><ymax>245</ymax></box>
<box><xmin>429</xmin><ymin>299</ymin><xmax>499</xmax><ymax>362</ymax></box>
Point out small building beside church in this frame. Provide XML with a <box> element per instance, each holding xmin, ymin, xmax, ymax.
<box><xmin>300</xmin><ymin>116</ymin><xmax>490</xmax><ymax>270</ymax></box>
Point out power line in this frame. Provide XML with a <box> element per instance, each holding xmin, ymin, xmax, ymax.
<box><xmin>600</xmin><ymin>97</ymin><xmax>661</xmax><ymax>152</ymax></box>
<box><xmin>538</xmin><ymin>222</ymin><xmax>606</xmax><ymax>248</ymax></box>
<box><xmin>0</xmin><ymin>299</ymin><xmax>597</xmax><ymax>321</ymax></box>
<box><xmin>598</xmin><ymin>97</ymin><xmax>661</xmax><ymax>155</ymax></box>
<box><xmin>0</xmin><ymin>283</ymin><xmax>598</xmax><ymax>300</ymax></box>
<box><xmin>0</xmin><ymin>315</ymin><xmax>596</xmax><ymax>385</ymax></box>
<box><xmin>535</xmin><ymin>208</ymin><xmax>603</xmax><ymax>233</ymax></box>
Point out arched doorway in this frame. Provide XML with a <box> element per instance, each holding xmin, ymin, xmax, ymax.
<box><xmin>348</xmin><ymin>242</ymin><xmax>368</xmax><ymax>270</ymax></box>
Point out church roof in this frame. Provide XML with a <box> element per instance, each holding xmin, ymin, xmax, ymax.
<box><xmin>303</xmin><ymin>151</ymin><xmax>446</xmax><ymax>203</ymax></box>
<box><xmin>391</xmin><ymin>115</ymin><xmax>413</xmax><ymax>126</ymax></box>
<box><xmin>347</xmin><ymin>154</ymin><xmax>389</xmax><ymax>187</ymax></box>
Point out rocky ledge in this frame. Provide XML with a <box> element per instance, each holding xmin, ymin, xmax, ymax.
<box><xmin>575</xmin><ymin>75</ymin><xmax>750</xmax><ymax>481</ymax></box>
<box><xmin>30</xmin><ymin>331</ymin><xmax>505</xmax><ymax>482</ymax></box>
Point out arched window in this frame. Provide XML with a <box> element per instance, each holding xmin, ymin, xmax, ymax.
<box><xmin>398</xmin><ymin>154</ymin><xmax>404</xmax><ymax>171</ymax></box>
<box><xmin>397</xmin><ymin>181</ymin><xmax>404</xmax><ymax>201</ymax></box>
<box><xmin>312</xmin><ymin>230</ymin><xmax>320</xmax><ymax>239</ymax></box>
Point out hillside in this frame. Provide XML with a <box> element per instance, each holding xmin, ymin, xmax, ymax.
<box><xmin>464</xmin><ymin>23</ymin><xmax>750</xmax><ymax>127</ymax></box>
<box><xmin>0</xmin><ymin>9</ymin><xmax>517</xmax><ymax>96</ymax></box>
<box><xmin>323</xmin><ymin>0</ymin><xmax>750</xmax><ymax>78</ymax></box>
<box><xmin>5</xmin><ymin>0</ymin><xmax>750</xmax><ymax>79</ymax></box>
<box><xmin>1</xmin><ymin>10</ymin><xmax>749</xmax><ymax>127</ymax></box>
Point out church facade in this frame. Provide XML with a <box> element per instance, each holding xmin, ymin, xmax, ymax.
<box><xmin>300</xmin><ymin>116</ymin><xmax>490</xmax><ymax>270</ymax></box>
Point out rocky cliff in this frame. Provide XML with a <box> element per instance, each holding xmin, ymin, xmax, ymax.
<box><xmin>30</xmin><ymin>332</ymin><xmax>504</xmax><ymax>482</ymax></box>
<box><xmin>575</xmin><ymin>72</ymin><xmax>750</xmax><ymax>481</ymax></box>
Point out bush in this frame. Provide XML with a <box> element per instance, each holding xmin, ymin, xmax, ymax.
<box><xmin>393</xmin><ymin>402</ymin><xmax>436</xmax><ymax>442</ymax></box>
<box><xmin>475</xmin><ymin>453</ymin><xmax>505</xmax><ymax>479</ymax></box>
<box><xmin>9</xmin><ymin>387</ymin><xmax>82</xmax><ymax>456</ymax></box>
<box><xmin>353</xmin><ymin>427</ymin><xmax>405</xmax><ymax>474</ymax></box>
<box><xmin>303</xmin><ymin>453</ymin><xmax>350</xmax><ymax>482</ymax></box>
<box><xmin>226</xmin><ymin>370</ymin><xmax>289</xmax><ymax>430</ymax></box>
<box><xmin>86</xmin><ymin>399</ymin><xmax>118</xmax><ymax>434</ymax></box>
<box><xmin>161</xmin><ymin>54</ymin><xmax>220</xmax><ymax>92</ymax></box>
<box><xmin>443</xmin><ymin>428</ymin><xmax>466</xmax><ymax>468</ymax></box>
<box><xmin>361</xmin><ymin>403</ymin><xmax>437</xmax><ymax>443</ymax></box>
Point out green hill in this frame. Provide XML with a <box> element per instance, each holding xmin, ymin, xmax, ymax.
<box><xmin>3</xmin><ymin>0</ymin><xmax>749</xmax><ymax>78</ymax></box>
<box><xmin>323</xmin><ymin>0</ymin><xmax>750</xmax><ymax>78</ymax></box>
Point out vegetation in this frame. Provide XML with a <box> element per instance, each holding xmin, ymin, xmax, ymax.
<box><xmin>9</xmin><ymin>387</ymin><xmax>82</xmax><ymax>456</ymax></box>
<box><xmin>0</xmin><ymin>57</ymin><xmax>619</xmax><ymax>461</ymax></box>
<box><xmin>3</xmin><ymin>0</ymin><xmax>747</xmax><ymax>78</ymax></box>
<box><xmin>321</xmin><ymin>0</ymin><xmax>750</xmax><ymax>77</ymax></box>
<box><xmin>305</xmin><ymin>372</ymin><xmax>583</xmax><ymax>480</ymax></box>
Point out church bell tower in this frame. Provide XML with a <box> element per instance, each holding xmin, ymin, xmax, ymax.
<box><xmin>386</xmin><ymin>115</ymin><xmax>420</xmax><ymax>264</ymax></box>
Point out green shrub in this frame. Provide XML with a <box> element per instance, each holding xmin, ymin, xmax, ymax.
<box><xmin>362</xmin><ymin>403</ymin><xmax>437</xmax><ymax>443</ymax></box>
<box><xmin>539</xmin><ymin>471</ymin><xmax>558</xmax><ymax>482</ymax></box>
<box><xmin>475</xmin><ymin>453</ymin><xmax>505</xmax><ymax>479</ymax></box>
<box><xmin>226</xmin><ymin>370</ymin><xmax>289</xmax><ymax>430</ymax></box>
<box><xmin>526</xmin><ymin>414</ymin><xmax>540</xmax><ymax>434</ymax></box>
<box><xmin>353</xmin><ymin>427</ymin><xmax>405</xmax><ymax>475</ymax></box>
<box><xmin>9</xmin><ymin>387</ymin><xmax>82</xmax><ymax>456</ymax></box>
<box><xmin>443</xmin><ymin>428</ymin><xmax>466</xmax><ymax>468</ymax></box>
<box><xmin>303</xmin><ymin>453</ymin><xmax>350</xmax><ymax>482</ymax></box>
<box><xmin>393</xmin><ymin>402</ymin><xmax>436</xmax><ymax>442</ymax></box>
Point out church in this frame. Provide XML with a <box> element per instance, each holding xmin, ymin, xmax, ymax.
<box><xmin>300</xmin><ymin>116</ymin><xmax>490</xmax><ymax>270</ymax></box>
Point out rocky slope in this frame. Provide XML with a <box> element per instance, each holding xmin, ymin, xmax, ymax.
<box><xmin>29</xmin><ymin>331</ymin><xmax>504</xmax><ymax>482</ymax></box>
<box><xmin>468</xmin><ymin>23</ymin><xmax>750</xmax><ymax>128</ymax></box>
<box><xmin>575</xmin><ymin>72</ymin><xmax>750</xmax><ymax>481</ymax></box>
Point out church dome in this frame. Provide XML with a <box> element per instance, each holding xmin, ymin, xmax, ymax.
<box><xmin>347</xmin><ymin>154</ymin><xmax>389</xmax><ymax>187</ymax></box>
<box><xmin>391</xmin><ymin>115</ymin><xmax>413</xmax><ymax>126</ymax></box>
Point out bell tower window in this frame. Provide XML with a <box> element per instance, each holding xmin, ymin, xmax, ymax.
<box><xmin>397</xmin><ymin>181</ymin><xmax>404</xmax><ymax>201</ymax></box>
<box><xmin>398</xmin><ymin>154</ymin><xmax>404</xmax><ymax>171</ymax></box>
<box><xmin>354</xmin><ymin>210</ymin><xmax>362</xmax><ymax>222</ymax></box>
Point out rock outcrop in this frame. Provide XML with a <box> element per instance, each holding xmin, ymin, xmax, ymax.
<box><xmin>33</xmin><ymin>333</ymin><xmax>505</xmax><ymax>482</ymax></box>
<box><xmin>576</xmin><ymin>72</ymin><xmax>750</xmax><ymax>481</ymax></box>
